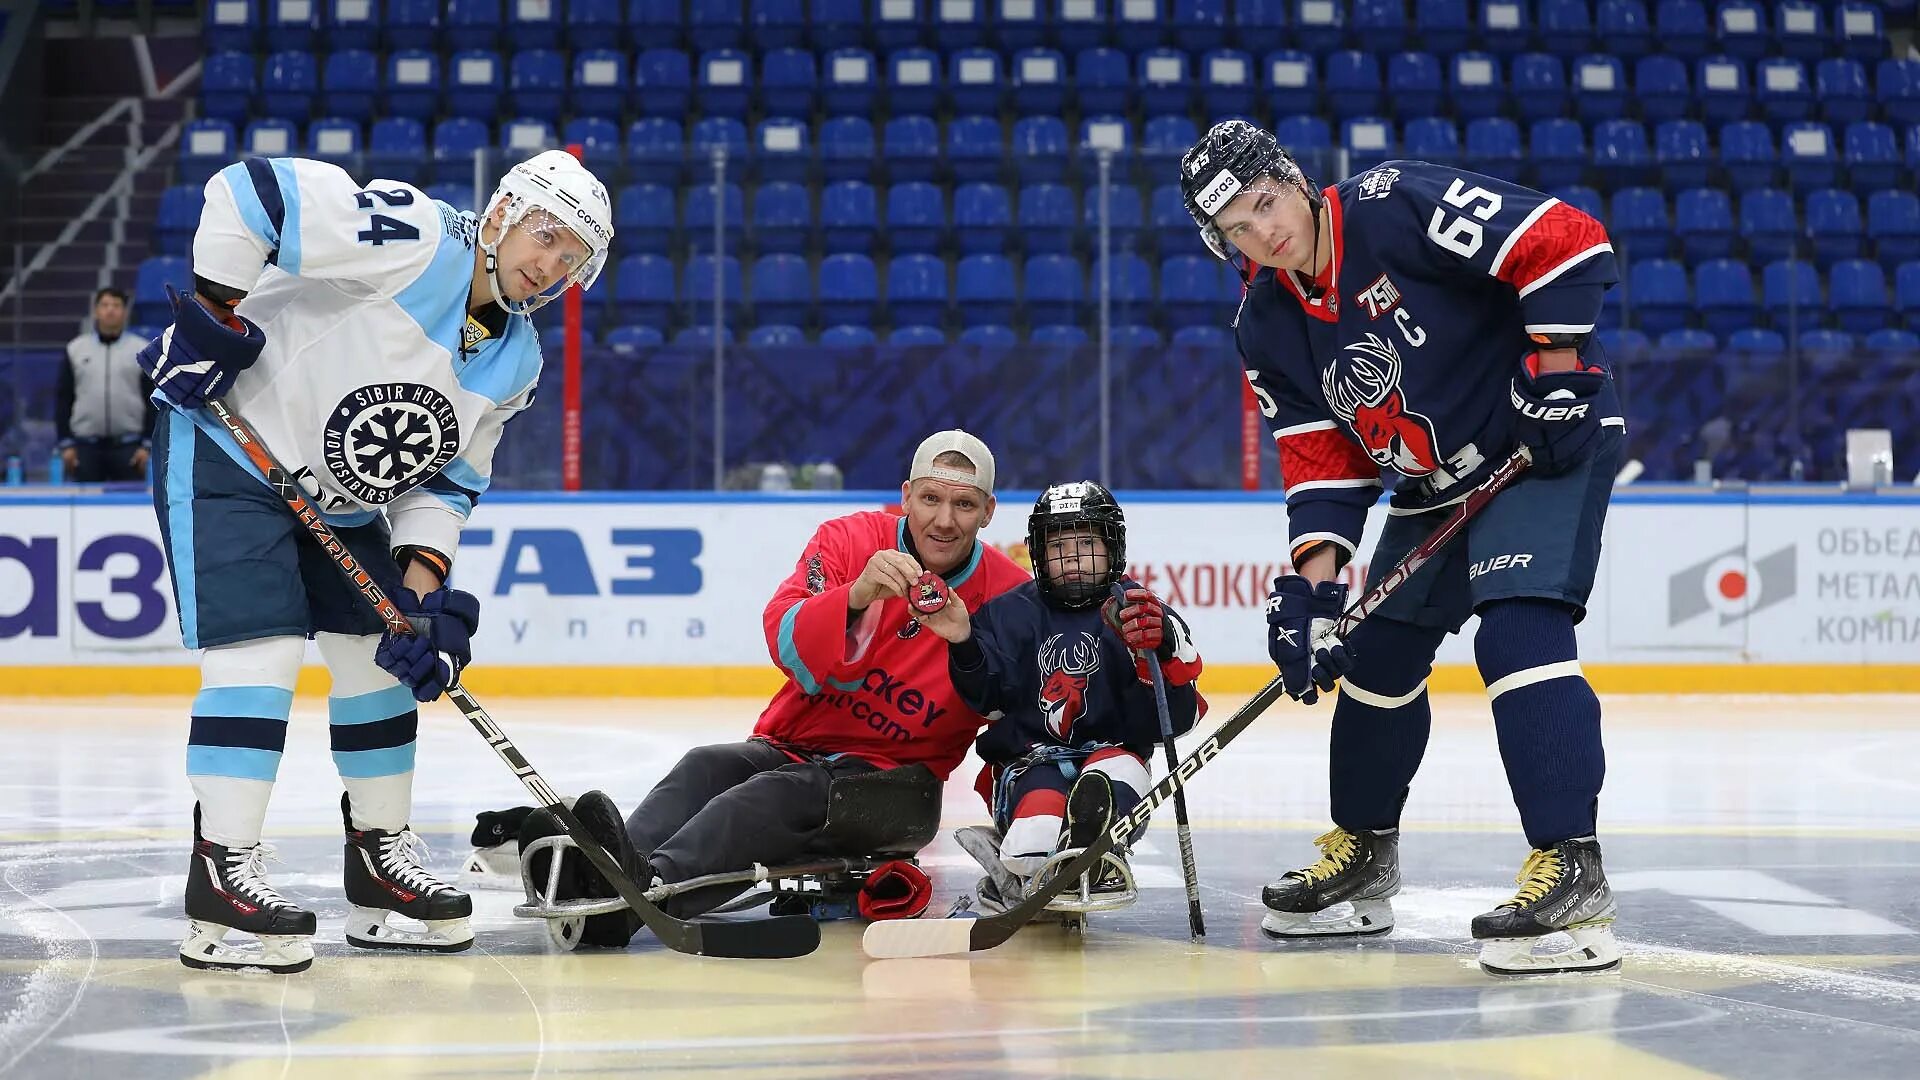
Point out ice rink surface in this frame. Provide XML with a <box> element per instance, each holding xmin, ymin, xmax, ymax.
<box><xmin>0</xmin><ymin>692</ymin><xmax>1916</xmax><ymax>1079</ymax></box>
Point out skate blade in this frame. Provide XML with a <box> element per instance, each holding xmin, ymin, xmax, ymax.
<box><xmin>1476</xmin><ymin>921</ymin><xmax>1622</xmax><ymax>977</ymax></box>
<box><xmin>1260</xmin><ymin>899</ymin><xmax>1394</xmax><ymax>938</ymax></box>
<box><xmin>461</xmin><ymin>843</ymin><xmax>524</xmax><ymax>890</ymax></box>
<box><xmin>346</xmin><ymin>907</ymin><xmax>475</xmax><ymax>953</ymax></box>
<box><xmin>179</xmin><ymin>923</ymin><xmax>314</xmax><ymax>975</ymax></box>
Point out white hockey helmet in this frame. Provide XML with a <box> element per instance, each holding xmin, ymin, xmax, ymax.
<box><xmin>480</xmin><ymin>149</ymin><xmax>615</xmax><ymax>314</ymax></box>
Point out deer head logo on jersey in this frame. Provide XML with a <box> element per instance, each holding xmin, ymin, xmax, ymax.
<box><xmin>1037</xmin><ymin>632</ymin><xmax>1101</xmax><ymax>743</ymax></box>
<box><xmin>1322</xmin><ymin>333</ymin><xmax>1443</xmax><ymax>476</ymax></box>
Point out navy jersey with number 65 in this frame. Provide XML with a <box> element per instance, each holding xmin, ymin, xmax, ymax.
<box><xmin>1234</xmin><ymin>160</ymin><xmax>1620</xmax><ymax>566</ymax></box>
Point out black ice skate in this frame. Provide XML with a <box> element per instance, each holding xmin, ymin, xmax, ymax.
<box><xmin>1040</xmin><ymin>771</ymin><xmax>1138</xmax><ymax>916</ymax></box>
<box><xmin>516</xmin><ymin>793</ymin><xmax>648</xmax><ymax>950</ymax></box>
<box><xmin>180</xmin><ymin>803</ymin><xmax>317</xmax><ymax>974</ymax></box>
<box><xmin>342</xmin><ymin>793</ymin><xmax>474</xmax><ymax>952</ymax></box>
<box><xmin>1471</xmin><ymin>837</ymin><xmax>1620</xmax><ymax>976</ymax></box>
<box><xmin>1260</xmin><ymin>827</ymin><xmax>1400</xmax><ymax>937</ymax></box>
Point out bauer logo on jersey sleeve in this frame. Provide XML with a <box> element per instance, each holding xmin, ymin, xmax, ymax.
<box><xmin>1195</xmin><ymin>168</ymin><xmax>1244</xmax><ymax>216</ymax></box>
<box><xmin>323</xmin><ymin>383</ymin><xmax>462</xmax><ymax>504</ymax></box>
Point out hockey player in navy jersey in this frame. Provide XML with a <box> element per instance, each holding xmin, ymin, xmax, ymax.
<box><xmin>1180</xmin><ymin>120</ymin><xmax>1623</xmax><ymax>975</ymax></box>
<box><xmin>915</xmin><ymin>481</ymin><xmax>1205</xmax><ymax>913</ymax></box>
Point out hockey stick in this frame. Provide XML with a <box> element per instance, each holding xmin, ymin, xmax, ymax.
<box><xmin>862</xmin><ymin>447</ymin><xmax>1533</xmax><ymax>959</ymax></box>
<box><xmin>202</xmin><ymin>398</ymin><xmax>820</xmax><ymax>960</ymax></box>
<box><xmin>1145</xmin><ymin>651</ymin><xmax>1206</xmax><ymax>941</ymax></box>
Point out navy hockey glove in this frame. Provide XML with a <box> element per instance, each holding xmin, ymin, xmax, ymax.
<box><xmin>1265</xmin><ymin>575</ymin><xmax>1354</xmax><ymax>705</ymax></box>
<box><xmin>135</xmin><ymin>285</ymin><xmax>266</xmax><ymax>410</ymax></box>
<box><xmin>1510</xmin><ymin>353</ymin><xmax>1612</xmax><ymax>476</ymax></box>
<box><xmin>375</xmin><ymin>585</ymin><xmax>481</xmax><ymax>702</ymax></box>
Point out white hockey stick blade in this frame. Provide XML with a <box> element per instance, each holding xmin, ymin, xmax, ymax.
<box><xmin>861</xmin><ymin>914</ymin><xmax>981</xmax><ymax>959</ymax></box>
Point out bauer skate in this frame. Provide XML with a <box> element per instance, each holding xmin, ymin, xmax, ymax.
<box><xmin>1260</xmin><ymin>827</ymin><xmax>1400</xmax><ymax>937</ymax></box>
<box><xmin>1472</xmin><ymin>838</ymin><xmax>1620</xmax><ymax>976</ymax></box>
<box><xmin>342</xmin><ymin>794</ymin><xmax>474</xmax><ymax>952</ymax></box>
<box><xmin>179</xmin><ymin>805</ymin><xmax>317</xmax><ymax>974</ymax></box>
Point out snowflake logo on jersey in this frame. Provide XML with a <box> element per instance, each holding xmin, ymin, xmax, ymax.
<box><xmin>1036</xmin><ymin>632</ymin><xmax>1101</xmax><ymax>743</ymax></box>
<box><xmin>1357</xmin><ymin>167</ymin><xmax>1402</xmax><ymax>201</ymax></box>
<box><xmin>322</xmin><ymin>383</ymin><xmax>461</xmax><ymax>504</ymax></box>
<box><xmin>1321</xmin><ymin>333</ymin><xmax>1443</xmax><ymax>476</ymax></box>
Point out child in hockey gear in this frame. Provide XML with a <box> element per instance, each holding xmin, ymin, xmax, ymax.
<box><xmin>147</xmin><ymin>149</ymin><xmax>612</xmax><ymax>972</ymax></box>
<box><xmin>1472</xmin><ymin>838</ymin><xmax>1619</xmax><ymax>976</ymax></box>
<box><xmin>1259</xmin><ymin>827</ymin><xmax>1399</xmax><ymax>937</ymax></box>
<box><xmin>180</xmin><ymin>804</ymin><xmax>316</xmax><ymax>974</ymax></box>
<box><xmin>1181</xmin><ymin>120</ymin><xmax>1623</xmax><ymax>968</ymax></box>
<box><xmin>341</xmin><ymin>794</ymin><xmax>474</xmax><ymax>952</ymax></box>
<box><xmin>917</xmin><ymin>481</ymin><xmax>1204</xmax><ymax>918</ymax></box>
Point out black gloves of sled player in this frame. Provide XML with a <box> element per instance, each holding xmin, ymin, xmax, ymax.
<box><xmin>136</xmin><ymin>285</ymin><xmax>266</xmax><ymax>410</ymax></box>
<box><xmin>376</xmin><ymin>585</ymin><xmax>482</xmax><ymax>702</ymax></box>
<box><xmin>1265</xmin><ymin>575</ymin><xmax>1354</xmax><ymax>705</ymax></box>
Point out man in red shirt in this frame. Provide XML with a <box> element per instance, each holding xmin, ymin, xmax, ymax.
<box><xmin>506</xmin><ymin>430</ymin><xmax>1029</xmax><ymax>944</ymax></box>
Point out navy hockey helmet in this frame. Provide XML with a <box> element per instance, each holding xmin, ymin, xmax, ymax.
<box><xmin>1027</xmin><ymin>480</ymin><xmax>1127</xmax><ymax>609</ymax></box>
<box><xmin>1178</xmin><ymin>119</ymin><xmax>1320</xmax><ymax>262</ymax></box>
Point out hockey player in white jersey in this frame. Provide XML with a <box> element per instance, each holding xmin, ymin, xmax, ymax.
<box><xmin>140</xmin><ymin>150</ymin><xmax>613</xmax><ymax>973</ymax></box>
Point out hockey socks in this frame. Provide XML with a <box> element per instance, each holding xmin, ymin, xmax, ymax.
<box><xmin>1475</xmin><ymin>599</ymin><xmax>1605</xmax><ymax>848</ymax></box>
<box><xmin>187</xmin><ymin>637</ymin><xmax>303</xmax><ymax>848</ymax></box>
<box><xmin>1326</xmin><ymin>617</ymin><xmax>1447</xmax><ymax>832</ymax></box>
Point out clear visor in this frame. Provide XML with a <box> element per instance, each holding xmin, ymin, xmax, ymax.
<box><xmin>1211</xmin><ymin>178</ymin><xmax>1297</xmax><ymax>247</ymax></box>
<box><xmin>491</xmin><ymin>197</ymin><xmax>609</xmax><ymax>294</ymax></box>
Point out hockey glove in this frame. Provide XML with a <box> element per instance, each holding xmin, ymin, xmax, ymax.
<box><xmin>1103</xmin><ymin>585</ymin><xmax>1203</xmax><ymax>686</ymax></box>
<box><xmin>1510</xmin><ymin>353</ymin><xmax>1613</xmax><ymax>476</ymax></box>
<box><xmin>857</xmin><ymin>859</ymin><xmax>933</xmax><ymax>921</ymax></box>
<box><xmin>1265</xmin><ymin>575</ymin><xmax>1354</xmax><ymax>705</ymax></box>
<box><xmin>136</xmin><ymin>285</ymin><xmax>266</xmax><ymax>410</ymax></box>
<box><xmin>375</xmin><ymin>585</ymin><xmax>482</xmax><ymax>702</ymax></box>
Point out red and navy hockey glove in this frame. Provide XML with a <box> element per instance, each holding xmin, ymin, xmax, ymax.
<box><xmin>1510</xmin><ymin>353</ymin><xmax>1614</xmax><ymax>476</ymax></box>
<box><xmin>1103</xmin><ymin>586</ymin><xmax>1203</xmax><ymax>686</ymax></box>
<box><xmin>135</xmin><ymin>285</ymin><xmax>265</xmax><ymax>410</ymax></box>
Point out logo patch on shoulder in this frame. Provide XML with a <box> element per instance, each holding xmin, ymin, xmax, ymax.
<box><xmin>322</xmin><ymin>383</ymin><xmax>462</xmax><ymax>505</ymax></box>
<box><xmin>1357</xmin><ymin>166</ymin><xmax>1402</xmax><ymax>200</ymax></box>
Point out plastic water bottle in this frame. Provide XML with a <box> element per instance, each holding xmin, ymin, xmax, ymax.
<box><xmin>48</xmin><ymin>451</ymin><xmax>64</xmax><ymax>485</ymax></box>
<box><xmin>759</xmin><ymin>462</ymin><xmax>792</xmax><ymax>491</ymax></box>
<box><xmin>811</xmin><ymin>461</ymin><xmax>843</xmax><ymax>491</ymax></box>
<box><xmin>4</xmin><ymin>456</ymin><xmax>21</xmax><ymax>486</ymax></box>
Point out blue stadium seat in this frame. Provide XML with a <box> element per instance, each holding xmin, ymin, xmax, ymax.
<box><xmin>1816</xmin><ymin>58</ymin><xmax>1871</xmax><ymax>125</ymax></box>
<box><xmin>1116</xmin><ymin>0</ymin><xmax>1165</xmax><ymax>51</ymax></box>
<box><xmin>1350</xmin><ymin>0</ymin><xmax>1406</xmax><ymax>51</ymax></box>
<box><xmin>1863</xmin><ymin>327</ymin><xmax>1919</xmax><ymax>358</ymax></box>
<box><xmin>627</xmin><ymin>117</ymin><xmax>684</xmax><ymax>185</ymax></box>
<box><xmin>697</xmin><ymin>49</ymin><xmax>753</xmax><ymax>117</ymax></box>
<box><xmin>200</xmin><ymin>52</ymin><xmax>254</xmax><ymax>123</ymax></box>
<box><xmin>954</xmin><ymin>183</ymin><xmax>1012</xmax><ymax>254</ymax></box>
<box><xmin>1781</xmin><ymin>122</ymin><xmax>1838</xmax><ymax>189</ymax></box>
<box><xmin>1403</xmin><ymin>117</ymin><xmax>1461</xmax><ymax>164</ymax></box>
<box><xmin>383</xmin><ymin>50</ymin><xmax>440</xmax><ymax>120</ymax></box>
<box><xmin>1900</xmin><ymin>262</ymin><xmax>1920</xmax><ymax>331</ymax></box>
<box><xmin>821</xmin><ymin>181</ymin><xmax>878</xmax><ymax>252</ymax></box>
<box><xmin>1171</xmin><ymin>324</ymin><xmax>1233</xmax><ymax>350</ymax></box>
<box><xmin>321</xmin><ymin>0</ymin><xmax>374</xmax><ymax>50</ymax></box>
<box><xmin>820</xmin><ymin>253</ymin><xmax>878</xmax><ymax>326</ymax></box>
<box><xmin>243</xmin><ymin>118</ymin><xmax>296</xmax><ymax>159</ymax></box>
<box><xmin>366</xmin><ymin>116</ymin><xmax>425</xmax><ymax>180</ymax></box>
<box><xmin>1077</xmin><ymin>115</ymin><xmax>1132</xmax><ymax>182</ymax></box>
<box><xmin>1774</xmin><ymin>0</ymin><xmax>1825</xmax><ymax>59</ymax></box>
<box><xmin>1324</xmin><ymin>50</ymin><xmax>1381</xmax><ymax>119</ymax></box>
<box><xmin>446</xmin><ymin>50</ymin><xmax>503</xmax><ymax>119</ymax></box>
<box><xmin>1150</xmin><ymin>184</ymin><xmax>1193</xmax><ymax>253</ymax></box>
<box><xmin>1285</xmin><ymin>0</ymin><xmax>1340</xmax><ymax>53</ymax></box>
<box><xmin>499</xmin><ymin>117</ymin><xmax>556</xmax><ymax>158</ymax></box>
<box><xmin>1387</xmin><ymin>52</ymin><xmax>1443</xmax><ymax>118</ymax></box>
<box><xmin>809</xmin><ymin>0</ymin><xmax>866</xmax><ymax>50</ymax></box>
<box><xmin>927</xmin><ymin>0</ymin><xmax>985</xmax><ymax>47</ymax></box>
<box><xmin>671</xmin><ymin>326</ymin><xmax>733</xmax><ymax>347</ymax></box>
<box><xmin>604</xmin><ymin>323</ymin><xmax>665</xmax><ymax>352</ymax></box>
<box><xmin>1142</xmin><ymin>114</ymin><xmax>1199</xmax><ymax>175</ymax></box>
<box><xmin>1140</xmin><ymin>48</ymin><xmax>1193</xmax><ymax>115</ymax></box>
<box><xmin>823</xmin><ymin>48</ymin><xmax>878</xmax><ymax>114</ymax></box>
<box><xmin>1756</xmin><ymin>58</ymin><xmax>1811</xmax><ymax>122</ymax></box>
<box><xmin>260</xmin><ymin>51</ymin><xmax>316</xmax><ymax>118</ymax></box>
<box><xmin>1655</xmin><ymin>0</ymin><xmax>1712</xmax><ymax>57</ymax></box>
<box><xmin>567</xmin><ymin>0</ymin><xmax>624</xmax><ymax>50</ymax></box>
<box><xmin>958</xmin><ymin>323</ymin><xmax>1020</xmax><ymax>348</ymax></box>
<box><xmin>1836</xmin><ymin>3</ymin><xmax>1885</xmax><ymax>62</ymax></box>
<box><xmin>382</xmin><ymin>0</ymin><xmax>438</xmax><ymax>50</ymax></box>
<box><xmin>613</xmin><ymin>254</ymin><xmax>675</xmax><ymax>328</ymax></box>
<box><xmin>1696</xmin><ymin>55</ymin><xmax>1748</xmax><ymax>123</ymax></box>
<box><xmin>1093</xmin><ymin>253</ymin><xmax>1153</xmax><ymax>316</ymax></box>
<box><xmin>753</xmin><ymin>181</ymin><xmax>811</xmax><ymax>254</ymax></box>
<box><xmin>572</xmin><ymin>49</ymin><xmax>629</xmax><ymax>117</ymax></box>
<box><xmin>1024</xmin><ymin>254</ymin><xmax>1083</xmax><ymax>323</ymax></box>
<box><xmin>1627</xmin><ymin>258</ymin><xmax>1690</xmax><ymax>334</ymax></box>
<box><xmin>1161</xmin><ymin>255</ymin><xmax>1225</xmax><ymax>328</ymax></box>
<box><xmin>751</xmin><ymin>254</ymin><xmax>811</xmax><ymax>328</ymax></box>
<box><xmin>1761</xmin><ymin>258</ymin><xmax>1820</xmax><ymax>331</ymax></box>
<box><xmin>951</xmin><ymin>115</ymin><xmax>1008</xmax><ymax>183</ymax></box>
<box><xmin>819</xmin><ymin>116</ymin><xmax>876</xmax><ymax>181</ymax></box>
<box><xmin>875</xmin><ymin>0</ymin><xmax>925</xmax><ymax>49</ymax></box>
<box><xmin>1675</xmin><ymin>187</ymin><xmax>1735</xmax><ymax>263</ymax></box>
<box><xmin>1030</xmin><ymin>323</ymin><xmax>1089</xmax><ymax>346</ymax></box>
<box><xmin>1020</xmin><ymin>184</ymin><xmax>1076</xmax><ymax>254</ymax></box>
<box><xmin>1465</xmin><ymin>117</ymin><xmax>1523</xmax><ymax>180</ymax></box>
<box><xmin>1879</xmin><ymin>60</ymin><xmax>1920</xmax><ymax>127</ymax></box>
<box><xmin>204</xmin><ymin>0</ymin><xmax>258</xmax><ymax>52</ymax></box>
<box><xmin>432</xmin><ymin>117</ymin><xmax>489</xmax><ymax>184</ymax></box>
<box><xmin>1635</xmin><ymin>55</ymin><xmax>1691</xmax><ymax>121</ymax></box>
<box><xmin>683</xmin><ymin>253</ymin><xmax>744</xmax><ymax>322</ymax></box>
<box><xmin>1416</xmin><ymin>0</ymin><xmax>1472</xmax><ymax>54</ymax></box>
<box><xmin>956</xmin><ymin>254</ymin><xmax>1016</xmax><ymax>324</ymax></box>
<box><xmin>1112</xmin><ymin>322</ymin><xmax>1165</xmax><ymax>348</ymax></box>
<box><xmin>752</xmin><ymin>0</ymin><xmax>806</xmax><ymax>48</ymax></box>
<box><xmin>754</xmin><ymin>118</ymin><xmax>809</xmax><ymax>183</ymax></box>
<box><xmin>1343</xmin><ymin>117</ymin><xmax>1394</xmax><ymax>172</ymax></box>
<box><xmin>820</xmin><ymin>324</ymin><xmax>878</xmax><ymax>347</ymax></box>
<box><xmin>881</xmin><ymin>115</ymin><xmax>939</xmax><ymax>183</ymax></box>
<box><xmin>888</xmin><ymin>48</ymin><xmax>943</xmax><ymax>116</ymax></box>
<box><xmin>1478</xmin><ymin>0</ymin><xmax>1530</xmax><ymax>54</ymax></box>
<box><xmin>1263</xmin><ymin>50</ymin><xmax>1317</xmax><ymax>117</ymax></box>
<box><xmin>635</xmin><ymin>49</ymin><xmax>692</xmax><ymax>117</ymax></box>
<box><xmin>887</xmin><ymin>254</ymin><xmax>948</xmax><ymax>327</ymax></box>
<box><xmin>1805</xmin><ymin>189</ymin><xmax>1863</xmax><ymax>269</ymax></box>
<box><xmin>684</xmin><ymin>182</ymin><xmax>745</xmax><ymax>254</ymax></box>
<box><xmin>563</xmin><ymin>117</ymin><xmax>622</xmax><ymax>175</ymax></box>
<box><xmin>1694</xmin><ymin>258</ymin><xmax>1758</xmax><ymax>337</ymax></box>
<box><xmin>1843</xmin><ymin>121</ymin><xmax>1900</xmax><ymax>194</ymax></box>
<box><xmin>1612</xmin><ymin>188</ymin><xmax>1671</xmax><ymax>260</ymax></box>
<box><xmin>132</xmin><ymin>255</ymin><xmax>193</xmax><ymax>324</ymax></box>
<box><xmin>1084</xmin><ymin>183</ymin><xmax>1143</xmax><ymax>248</ymax></box>
<box><xmin>1655</xmin><ymin>119</ymin><xmax>1713</xmax><ymax>188</ymax></box>
<box><xmin>1013</xmin><ymin>116</ymin><xmax>1069</xmax><ymax>183</ymax></box>
<box><xmin>1448</xmin><ymin>51</ymin><xmax>1502</xmax><ymax>119</ymax></box>
<box><xmin>760</xmin><ymin>48</ymin><xmax>817</xmax><ymax>116</ymax></box>
<box><xmin>1174</xmin><ymin>0</ymin><xmax>1229</xmax><ymax>51</ymax></box>
<box><xmin>1573</xmin><ymin>55</ymin><xmax>1628</xmax><ymax>121</ymax></box>
<box><xmin>1530</xmin><ymin>118</ymin><xmax>1587</xmax><ymax>189</ymax></box>
<box><xmin>888</xmin><ymin>325</ymin><xmax>947</xmax><ymax>346</ymax></box>
<box><xmin>1511</xmin><ymin>53</ymin><xmax>1568</xmax><ymax>122</ymax></box>
<box><xmin>445</xmin><ymin>0</ymin><xmax>502</xmax><ymax>50</ymax></box>
<box><xmin>1274</xmin><ymin>114</ymin><xmax>1331</xmax><ymax>155</ymax></box>
<box><xmin>1076</xmin><ymin>48</ymin><xmax>1131</xmax><ymax>115</ymax></box>
<box><xmin>320</xmin><ymin>50</ymin><xmax>378</xmax><ymax>122</ymax></box>
<box><xmin>689</xmin><ymin>0</ymin><xmax>744</xmax><ymax>50</ymax></box>
<box><xmin>886</xmin><ymin>183</ymin><xmax>946</xmax><ymax>254</ymax></box>
<box><xmin>1868</xmin><ymin>191</ymin><xmax>1920</xmax><ymax>269</ymax></box>
<box><xmin>616</xmin><ymin>183</ymin><xmax>676</xmax><ymax>254</ymax></box>
<box><xmin>1830</xmin><ymin>259</ymin><xmax>1890</xmax><ymax>333</ymax></box>
<box><xmin>1011</xmin><ymin>48</ymin><xmax>1068</xmax><ymax>115</ymax></box>
<box><xmin>1232</xmin><ymin>0</ymin><xmax>1288</xmax><ymax>54</ymax></box>
<box><xmin>1719</xmin><ymin>120</ymin><xmax>1777</xmax><ymax>189</ymax></box>
<box><xmin>305</xmin><ymin>117</ymin><xmax>361</xmax><ymax>171</ymax></box>
<box><xmin>1538</xmin><ymin>0</ymin><xmax>1594</xmax><ymax>52</ymax></box>
<box><xmin>1552</xmin><ymin>183</ymin><xmax>1605</xmax><ymax>220</ymax></box>
<box><xmin>1907</xmin><ymin>123</ymin><xmax>1920</xmax><ymax>179</ymax></box>
<box><xmin>949</xmin><ymin>47</ymin><xmax>1005</xmax><ymax>114</ymax></box>
<box><xmin>1596</xmin><ymin>0</ymin><xmax>1653</xmax><ymax>57</ymax></box>
<box><xmin>747</xmin><ymin>324</ymin><xmax>806</xmax><ymax>349</ymax></box>
<box><xmin>1739</xmin><ymin>188</ymin><xmax>1797</xmax><ymax>261</ymax></box>
<box><xmin>508</xmin><ymin>0</ymin><xmax>562</xmax><ymax>48</ymax></box>
<box><xmin>1714</xmin><ymin>0</ymin><xmax>1768</xmax><ymax>58</ymax></box>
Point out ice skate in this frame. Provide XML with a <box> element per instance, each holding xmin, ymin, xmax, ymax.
<box><xmin>1472</xmin><ymin>837</ymin><xmax>1620</xmax><ymax>976</ymax></box>
<box><xmin>1041</xmin><ymin>771</ymin><xmax>1137</xmax><ymax>917</ymax></box>
<box><xmin>1260</xmin><ymin>827</ymin><xmax>1399</xmax><ymax>937</ymax></box>
<box><xmin>462</xmin><ymin>805</ymin><xmax>536</xmax><ymax>888</ymax></box>
<box><xmin>516</xmin><ymin>793</ymin><xmax>647</xmax><ymax>950</ymax></box>
<box><xmin>342</xmin><ymin>794</ymin><xmax>474</xmax><ymax>952</ymax></box>
<box><xmin>179</xmin><ymin>804</ymin><xmax>316</xmax><ymax>975</ymax></box>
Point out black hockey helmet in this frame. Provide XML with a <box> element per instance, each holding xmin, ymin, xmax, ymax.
<box><xmin>1027</xmin><ymin>480</ymin><xmax>1126</xmax><ymax>609</ymax></box>
<box><xmin>1178</xmin><ymin>119</ymin><xmax>1321</xmax><ymax>262</ymax></box>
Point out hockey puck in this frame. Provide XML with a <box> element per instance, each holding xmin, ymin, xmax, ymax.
<box><xmin>910</xmin><ymin>571</ymin><xmax>949</xmax><ymax>615</ymax></box>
